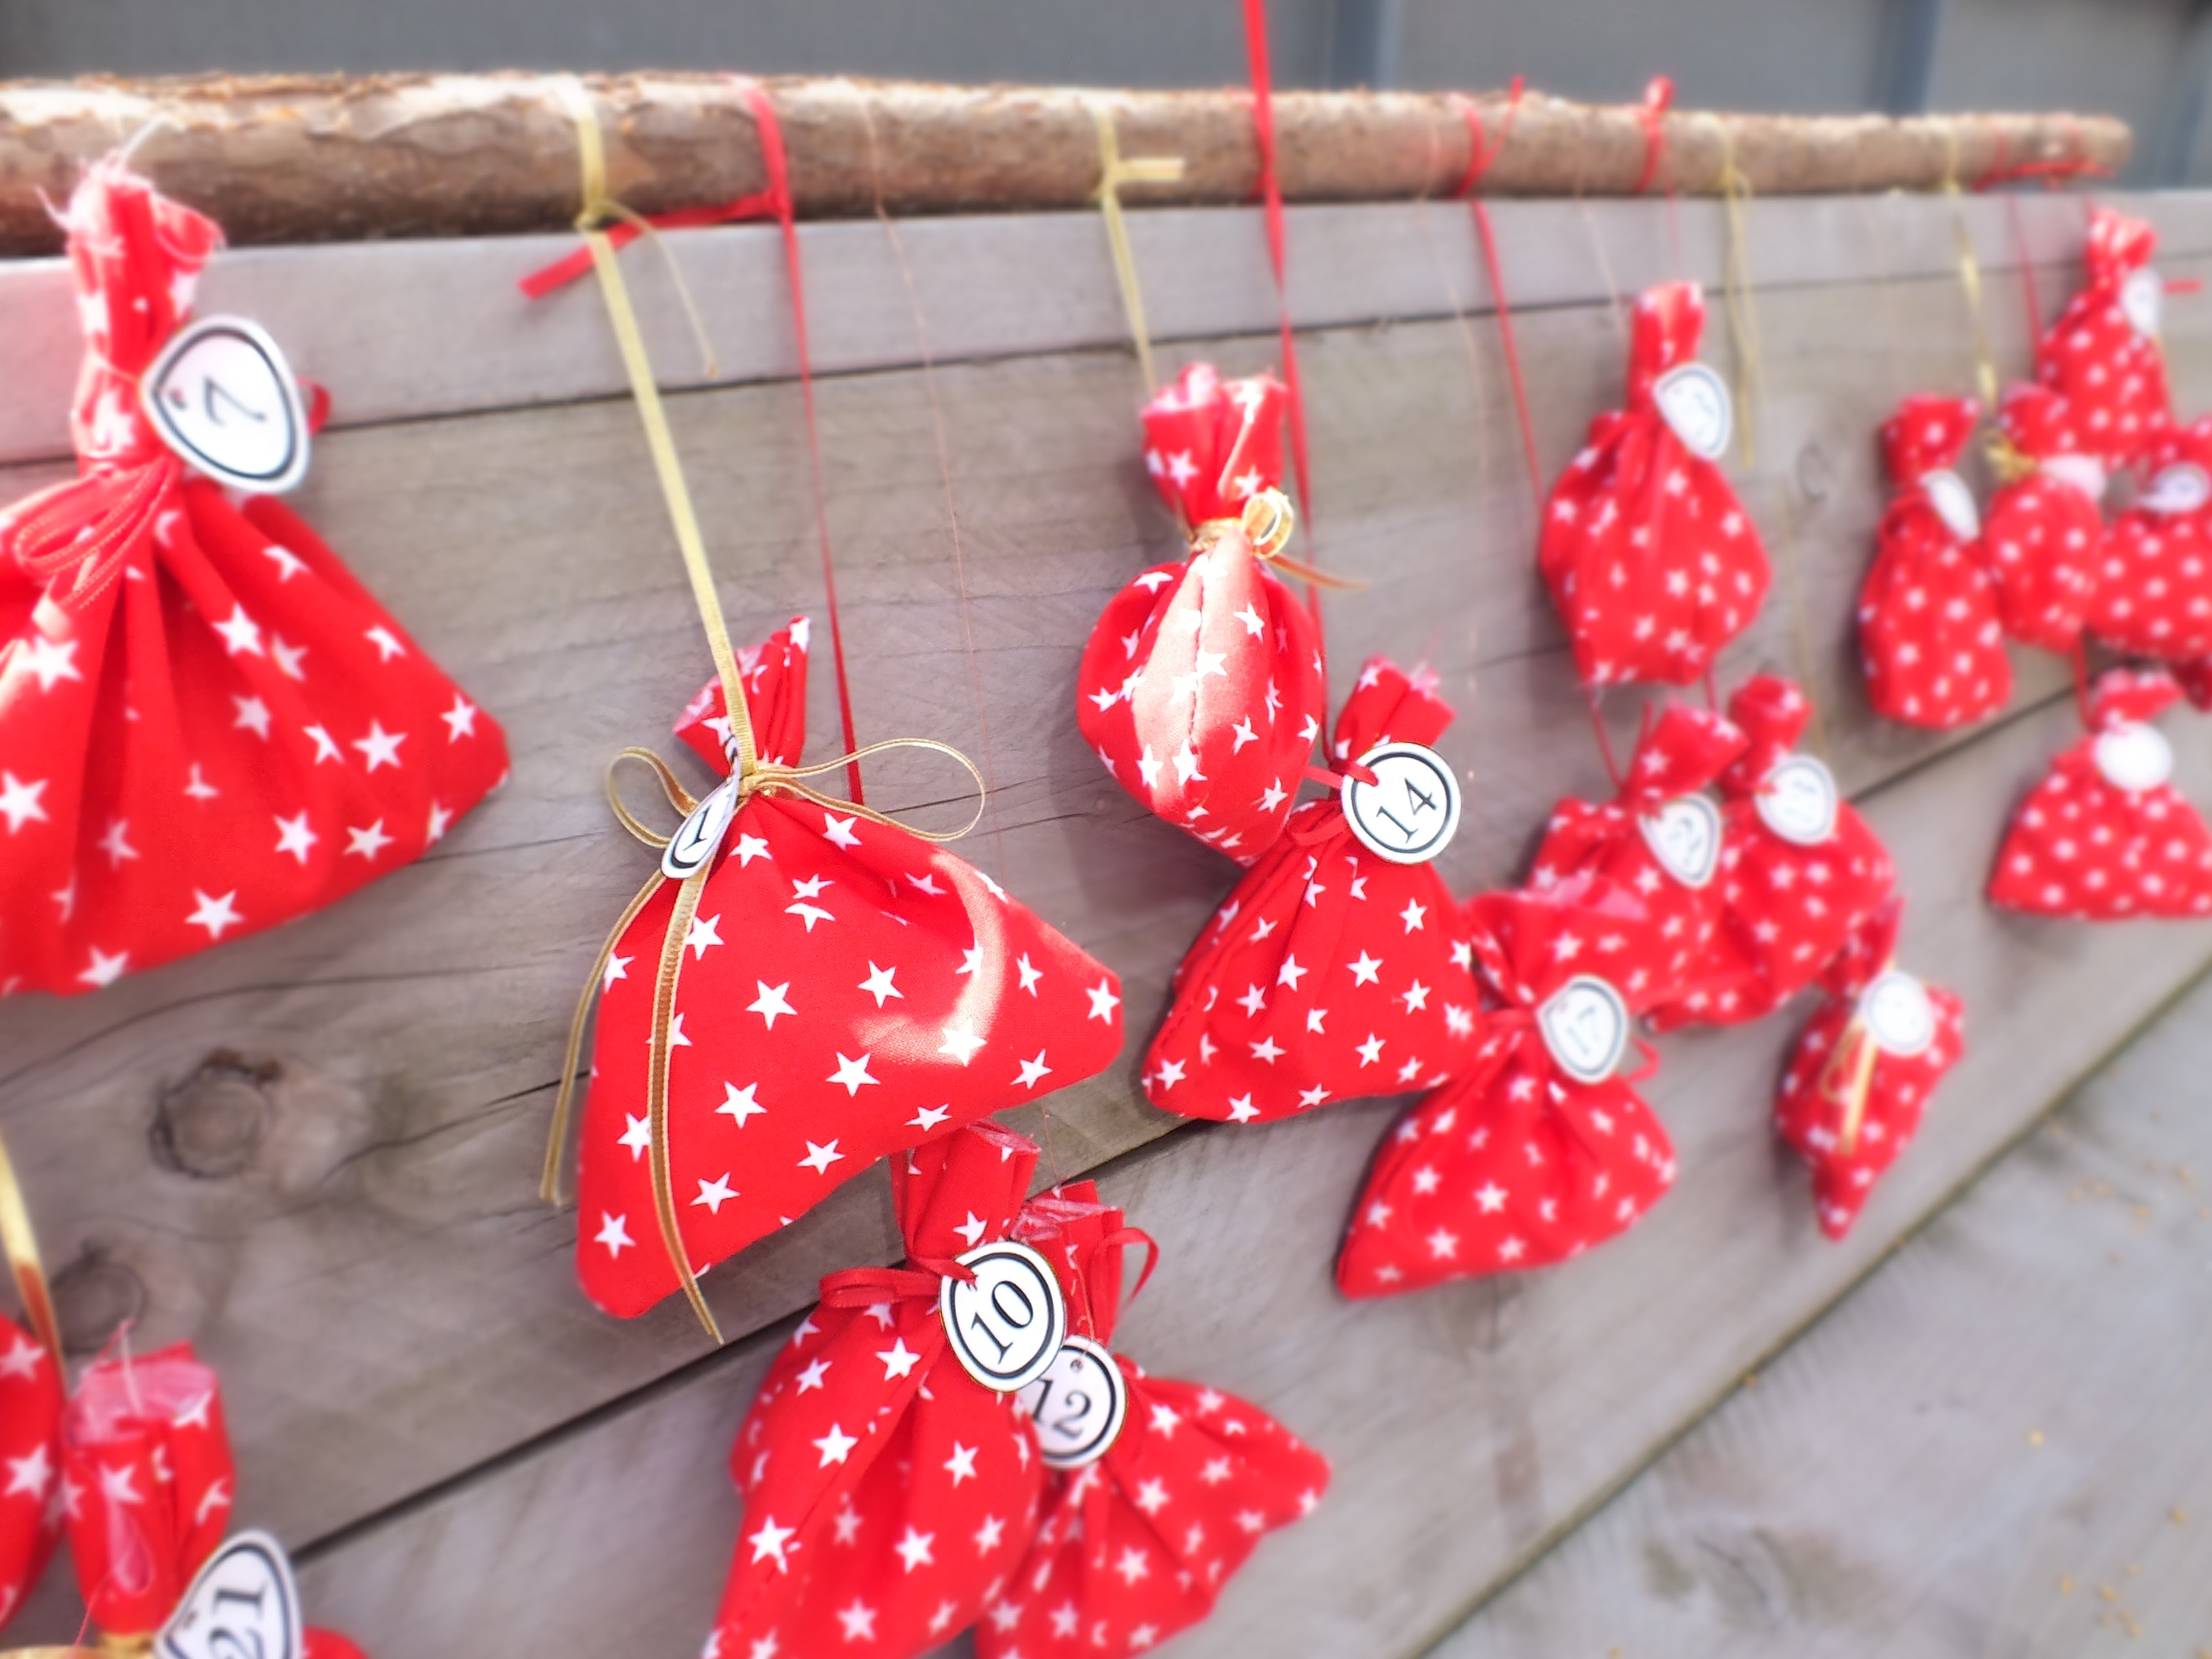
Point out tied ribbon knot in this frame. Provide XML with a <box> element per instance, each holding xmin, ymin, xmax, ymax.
<box><xmin>818</xmin><ymin>1258</ymin><xmax>977</xmax><ymax>1309</ymax></box>
<box><xmin>1189</xmin><ymin>487</ymin><xmax>1361</xmax><ymax>591</ymax></box>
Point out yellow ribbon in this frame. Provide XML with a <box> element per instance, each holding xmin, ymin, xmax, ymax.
<box><xmin>1712</xmin><ymin>123</ymin><xmax>1762</xmax><ymax>473</ymax></box>
<box><xmin>1816</xmin><ymin>995</ymin><xmax>1887</xmax><ymax>1157</ymax></box>
<box><xmin>1186</xmin><ymin>486</ymin><xmax>1362</xmax><ymax>590</ymax></box>
<box><xmin>543</xmin><ymin>79</ymin><xmax>988</xmax><ymax>1344</ymax></box>
<box><xmin>1089</xmin><ymin>101</ymin><xmax>1185</xmax><ymax>394</ymax></box>
<box><xmin>0</xmin><ymin>1127</ymin><xmax>62</xmax><ymax>1370</ymax></box>
<box><xmin>1942</xmin><ymin>123</ymin><xmax>2002</xmax><ymax>412</ymax></box>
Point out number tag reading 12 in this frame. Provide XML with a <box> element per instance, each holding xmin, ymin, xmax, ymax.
<box><xmin>1015</xmin><ymin>1334</ymin><xmax>1128</xmax><ymax>1468</ymax></box>
<box><xmin>1342</xmin><ymin>742</ymin><xmax>1462</xmax><ymax>866</ymax></box>
<box><xmin>140</xmin><ymin>316</ymin><xmax>312</xmax><ymax>494</ymax></box>
<box><xmin>157</xmin><ymin>1530</ymin><xmax>304</xmax><ymax>1659</ymax></box>
<box><xmin>941</xmin><ymin>1240</ymin><xmax>1067</xmax><ymax>1393</ymax></box>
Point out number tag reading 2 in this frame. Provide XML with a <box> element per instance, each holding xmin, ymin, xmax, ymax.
<box><xmin>1755</xmin><ymin>756</ymin><xmax>1839</xmax><ymax>846</ymax></box>
<box><xmin>941</xmin><ymin>1240</ymin><xmax>1067</xmax><ymax>1393</ymax></box>
<box><xmin>140</xmin><ymin>317</ymin><xmax>311</xmax><ymax>494</ymax></box>
<box><xmin>157</xmin><ymin>1530</ymin><xmax>303</xmax><ymax>1659</ymax></box>
<box><xmin>1015</xmin><ymin>1334</ymin><xmax>1128</xmax><ymax>1468</ymax></box>
<box><xmin>1341</xmin><ymin>742</ymin><xmax>1461</xmax><ymax>866</ymax></box>
<box><xmin>663</xmin><ymin>777</ymin><xmax>741</xmax><ymax>881</ymax></box>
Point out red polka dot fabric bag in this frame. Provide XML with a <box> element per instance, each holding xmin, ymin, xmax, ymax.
<box><xmin>0</xmin><ymin>159</ymin><xmax>509</xmax><ymax>998</ymax></box>
<box><xmin>0</xmin><ymin>1316</ymin><xmax>60</xmax><ymax>1635</ymax></box>
<box><xmin>562</xmin><ymin>619</ymin><xmax>1122</xmax><ymax>1329</ymax></box>
<box><xmin>1989</xmin><ymin>666</ymin><xmax>2212</xmax><ymax>919</ymax></box>
<box><xmin>1077</xmin><ymin>363</ymin><xmax>1327</xmax><ymax>862</ymax></box>
<box><xmin>1337</xmin><ymin>885</ymin><xmax>1675</xmax><ymax>1298</ymax></box>
<box><xmin>1538</xmin><ymin>281</ymin><xmax>1770</xmax><ymax>688</ymax></box>
<box><xmin>709</xmin><ymin>1124</ymin><xmax>1052</xmax><ymax>1659</ymax></box>
<box><xmin>2090</xmin><ymin>416</ymin><xmax>2212</xmax><ymax>662</ymax></box>
<box><xmin>1524</xmin><ymin>702</ymin><xmax>1749</xmax><ymax>1009</ymax></box>
<box><xmin>1649</xmin><ymin>676</ymin><xmax>1896</xmax><ymax>1031</ymax></box>
<box><xmin>975</xmin><ymin>1183</ymin><xmax>1328</xmax><ymax>1659</ymax></box>
<box><xmin>2034</xmin><ymin>206</ymin><xmax>2173</xmax><ymax>470</ymax></box>
<box><xmin>1141</xmin><ymin>657</ymin><xmax>1485</xmax><ymax>1124</ymax></box>
<box><xmin>1981</xmin><ymin>384</ymin><xmax>2105</xmax><ymax>655</ymax></box>
<box><xmin>1774</xmin><ymin>897</ymin><xmax>1962</xmax><ymax>1239</ymax></box>
<box><xmin>1858</xmin><ymin>394</ymin><xmax>2011</xmax><ymax>728</ymax></box>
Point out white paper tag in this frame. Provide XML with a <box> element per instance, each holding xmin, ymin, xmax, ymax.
<box><xmin>1756</xmin><ymin>755</ymin><xmax>1839</xmax><ymax>846</ymax></box>
<box><xmin>157</xmin><ymin>1530</ymin><xmax>304</xmax><ymax>1659</ymax></box>
<box><xmin>1652</xmin><ymin>363</ymin><xmax>1733</xmax><ymax>462</ymax></box>
<box><xmin>2094</xmin><ymin>721</ymin><xmax>2173</xmax><ymax>793</ymax></box>
<box><xmin>662</xmin><ymin>777</ymin><xmax>740</xmax><ymax>881</ymax></box>
<box><xmin>1015</xmin><ymin>1334</ymin><xmax>1128</xmax><ymax>1469</ymax></box>
<box><xmin>1536</xmin><ymin>975</ymin><xmax>1630</xmax><ymax>1084</ymax></box>
<box><xmin>1341</xmin><ymin>741</ymin><xmax>1461</xmax><ymax>866</ymax></box>
<box><xmin>140</xmin><ymin>317</ymin><xmax>311</xmax><ymax>493</ymax></box>
<box><xmin>1858</xmin><ymin>970</ymin><xmax>1936</xmax><ymax>1059</ymax></box>
<box><xmin>941</xmin><ymin>1240</ymin><xmax>1067</xmax><ymax>1393</ymax></box>
<box><xmin>2122</xmin><ymin>267</ymin><xmax>2163</xmax><ymax>339</ymax></box>
<box><xmin>2040</xmin><ymin>453</ymin><xmax>2108</xmax><ymax>503</ymax></box>
<box><xmin>1637</xmin><ymin>794</ymin><xmax>1722</xmax><ymax>888</ymax></box>
<box><xmin>2139</xmin><ymin>462</ymin><xmax>2211</xmax><ymax>516</ymax></box>
<box><xmin>1919</xmin><ymin>469</ymin><xmax>1981</xmax><ymax>541</ymax></box>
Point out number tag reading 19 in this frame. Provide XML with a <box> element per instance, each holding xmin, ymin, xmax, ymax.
<box><xmin>140</xmin><ymin>316</ymin><xmax>312</xmax><ymax>494</ymax></box>
<box><xmin>663</xmin><ymin>777</ymin><xmax>741</xmax><ymax>880</ymax></box>
<box><xmin>1015</xmin><ymin>1334</ymin><xmax>1128</xmax><ymax>1469</ymax></box>
<box><xmin>157</xmin><ymin>1530</ymin><xmax>304</xmax><ymax>1659</ymax></box>
<box><xmin>941</xmin><ymin>1240</ymin><xmax>1067</xmax><ymax>1393</ymax></box>
<box><xmin>1342</xmin><ymin>742</ymin><xmax>1462</xmax><ymax>866</ymax></box>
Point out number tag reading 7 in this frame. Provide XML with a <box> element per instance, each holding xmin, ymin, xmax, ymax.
<box><xmin>941</xmin><ymin>1240</ymin><xmax>1067</xmax><ymax>1393</ymax></box>
<box><xmin>141</xmin><ymin>316</ymin><xmax>312</xmax><ymax>494</ymax></box>
<box><xmin>1341</xmin><ymin>742</ymin><xmax>1462</xmax><ymax>866</ymax></box>
<box><xmin>157</xmin><ymin>1530</ymin><xmax>304</xmax><ymax>1659</ymax></box>
<box><xmin>1015</xmin><ymin>1335</ymin><xmax>1128</xmax><ymax>1468</ymax></box>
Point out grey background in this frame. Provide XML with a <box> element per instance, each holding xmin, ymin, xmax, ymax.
<box><xmin>5</xmin><ymin>0</ymin><xmax>2212</xmax><ymax>184</ymax></box>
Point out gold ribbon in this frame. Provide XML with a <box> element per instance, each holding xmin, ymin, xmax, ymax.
<box><xmin>1089</xmin><ymin>101</ymin><xmax>1185</xmax><ymax>394</ymax></box>
<box><xmin>542</xmin><ymin>79</ymin><xmax>988</xmax><ymax>1344</ymax></box>
<box><xmin>1816</xmin><ymin>1004</ymin><xmax>1885</xmax><ymax>1157</ymax></box>
<box><xmin>1942</xmin><ymin>123</ymin><xmax>2003</xmax><ymax>411</ymax></box>
<box><xmin>0</xmin><ymin>1127</ymin><xmax>62</xmax><ymax>1369</ymax></box>
<box><xmin>1711</xmin><ymin>123</ymin><xmax>1762</xmax><ymax>472</ymax></box>
<box><xmin>1186</xmin><ymin>486</ymin><xmax>1361</xmax><ymax>590</ymax></box>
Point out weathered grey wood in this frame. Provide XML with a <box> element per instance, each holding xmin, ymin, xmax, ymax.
<box><xmin>1428</xmin><ymin>966</ymin><xmax>2212</xmax><ymax>1659</ymax></box>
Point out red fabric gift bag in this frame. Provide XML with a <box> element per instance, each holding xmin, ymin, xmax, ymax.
<box><xmin>0</xmin><ymin>1317</ymin><xmax>60</xmax><ymax>1634</ymax></box>
<box><xmin>1774</xmin><ymin>897</ymin><xmax>1962</xmax><ymax>1239</ymax></box>
<box><xmin>1538</xmin><ymin>281</ymin><xmax>1770</xmax><ymax>687</ymax></box>
<box><xmin>1980</xmin><ymin>384</ymin><xmax>2106</xmax><ymax>655</ymax></box>
<box><xmin>1858</xmin><ymin>394</ymin><xmax>2012</xmax><ymax>728</ymax></box>
<box><xmin>0</xmin><ymin>159</ymin><xmax>508</xmax><ymax>997</ymax></box>
<box><xmin>708</xmin><ymin>1123</ymin><xmax>1052</xmax><ymax>1659</ymax></box>
<box><xmin>567</xmin><ymin>619</ymin><xmax>1122</xmax><ymax>1328</ymax></box>
<box><xmin>1141</xmin><ymin>657</ymin><xmax>1485</xmax><ymax>1124</ymax></box>
<box><xmin>1338</xmin><ymin>885</ymin><xmax>1676</xmax><ymax>1297</ymax></box>
<box><xmin>975</xmin><ymin>1184</ymin><xmax>1328</xmax><ymax>1659</ymax></box>
<box><xmin>2034</xmin><ymin>206</ymin><xmax>2173</xmax><ymax>470</ymax></box>
<box><xmin>2091</xmin><ymin>416</ymin><xmax>2212</xmax><ymax>662</ymax></box>
<box><xmin>1988</xmin><ymin>666</ymin><xmax>2212</xmax><ymax>919</ymax></box>
<box><xmin>1077</xmin><ymin>363</ymin><xmax>1327</xmax><ymax>861</ymax></box>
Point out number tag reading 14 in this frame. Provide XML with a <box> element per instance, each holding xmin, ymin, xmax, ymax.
<box><xmin>941</xmin><ymin>1240</ymin><xmax>1067</xmax><ymax>1393</ymax></box>
<box><xmin>1015</xmin><ymin>1334</ymin><xmax>1129</xmax><ymax>1469</ymax></box>
<box><xmin>1341</xmin><ymin>741</ymin><xmax>1462</xmax><ymax>866</ymax></box>
<box><xmin>141</xmin><ymin>316</ymin><xmax>312</xmax><ymax>495</ymax></box>
<box><xmin>157</xmin><ymin>1530</ymin><xmax>304</xmax><ymax>1659</ymax></box>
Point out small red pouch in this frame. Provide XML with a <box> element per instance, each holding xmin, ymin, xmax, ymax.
<box><xmin>2034</xmin><ymin>206</ymin><xmax>2173</xmax><ymax>470</ymax></box>
<box><xmin>2091</xmin><ymin>415</ymin><xmax>2212</xmax><ymax>662</ymax></box>
<box><xmin>1981</xmin><ymin>384</ymin><xmax>2106</xmax><ymax>655</ymax></box>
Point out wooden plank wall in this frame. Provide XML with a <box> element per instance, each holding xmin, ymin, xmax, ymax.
<box><xmin>4</xmin><ymin>186</ymin><xmax>2211</xmax><ymax>1655</ymax></box>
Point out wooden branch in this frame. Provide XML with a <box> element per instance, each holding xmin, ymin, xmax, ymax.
<box><xmin>0</xmin><ymin>73</ymin><xmax>2131</xmax><ymax>255</ymax></box>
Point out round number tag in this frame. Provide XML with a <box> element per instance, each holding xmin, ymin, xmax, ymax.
<box><xmin>1536</xmin><ymin>975</ymin><xmax>1629</xmax><ymax>1085</ymax></box>
<box><xmin>157</xmin><ymin>1530</ymin><xmax>304</xmax><ymax>1659</ymax></box>
<box><xmin>1756</xmin><ymin>756</ymin><xmax>1839</xmax><ymax>846</ymax></box>
<box><xmin>1638</xmin><ymin>794</ymin><xmax>1722</xmax><ymax>889</ymax></box>
<box><xmin>1858</xmin><ymin>969</ymin><xmax>1936</xmax><ymax>1059</ymax></box>
<box><xmin>2140</xmin><ymin>462</ymin><xmax>2211</xmax><ymax>517</ymax></box>
<box><xmin>1341</xmin><ymin>742</ymin><xmax>1461</xmax><ymax>866</ymax></box>
<box><xmin>2040</xmin><ymin>453</ymin><xmax>2108</xmax><ymax>504</ymax></box>
<box><xmin>662</xmin><ymin>777</ymin><xmax>741</xmax><ymax>881</ymax></box>
<box><xmin>941</xmin><ymin>1240</ymin><xmax>1067</xmax><ymax>1393</ymax></box>
<box><xmin>2122</xmin><ymin>266</ymin><xmax>2163</xmax><ymax>339</ymax></box>
<box><xmin>2093</xmin><ymin>720</ymin><xmax>2173</xmax><ymax>793</ymax></box>
<box><xmin>140</xmin><ymin>316</ymin><xmax>311</xmax><ymax>494</ymax></box>
<box><xmin>1015</xmin><ymin>1334</ymin><xmax>1128</xmax><ymax>1469</ymax></box>
<box><xmin>1652</xmin><ymin>363</ymin><xmax>1733</xmax><ymax>462</ymax></box>
<box><xmin>1919</xmin><ymin>468</ymin><xmax>1981</xmax><ymax>542</ymax></box>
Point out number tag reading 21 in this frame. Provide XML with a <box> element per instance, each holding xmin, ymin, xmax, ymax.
<box><xmin>1015</xmin><ymin>1334</ymin><xmax>1128</xmax><ymax>1468</ymax></box>
<box><xmin>157</xmin><ymin>1530</ymin><xmax>304</xmax><ymax>1659</ymax></box>
<box><xmin>141</xmin><ymin>316</ymin><xmax>312</xmax><ymax>495</ymax></box>
<box><xmin>941</xmin><ymin>1240</ymin><xmax>1067</xmax><ymax>1393</ymax></box>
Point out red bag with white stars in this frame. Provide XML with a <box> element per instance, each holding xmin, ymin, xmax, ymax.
<box><xmin>568</xmin><ymin>619</ymin><xmax>1122</xmax><ymax>1326</ymax></box>
<box><xmin>0</xmin><ymin>1317</ymin><xmax>60</xmax><ymax>1634</ymax></box>
<box><xmin>1648</xmin><ymin>676</ymin><xmax>1896</xmax><ymax>1031</ymax></box>
<box><xmin>1524</xmin><ymin>702</ymin><xmax>1749</xmax><ymax>1010</ymax></box>
<box><xmin>709</xmin><ymin>1123</ymin><xmax>1051</xmax><ymax>1659</ymax></box>
<box><xmin>1338</xmin><ymin>885</ymin><xmax>1675</xmax><ymax>1297</ymax></box>
<box><xmin>1141</xmin><ymin>657</ymin><xmax>1485</xmax><ymax>1124</ymax></box>
<box><xmin>1980</xmin><ymin>384</ymin><xmax>2106</xmax><ymax>655</ymax></box>
<box><xmin>0</xmin><ymin>159</ymin><xmax>508</xmax><ymax>998</ymax></box>
<box><xmin>2034</xmin><ymin>206</ymin><xmax>2173</xmax><ymax>470</ymax></box>
<box><xmin>1988</xmin><ymin>666</ymin><xmax>2212</xmax><ymax>919</ymax></box>
<box><xmin>1774</xmin><ymin>897</ymin><xmax>1963</xmax><ymax>1239</ymax></box>
<box><xmin>2091</xmin><ymin>416</ymin><xmax>2212</xmax><ymax>662</ymax></box>
<box><xmin>1538</xmin><ymin>281</ymin><xmax>1769</xmax><ymax>688</ymax></box>
<box><xmin>974</xmin><ymin>1184</ymin><xmax>1328</xmax><ymax>1659</ymax></box>
<box><xmin>1077</xmin><ymin>363</ymin><xmax>1326</xmax><ymax>861</ymax></box>
<box><xmin>1858</xmin><ymin>394</ymin><xmax>2013</xmax><ymax>729</ymax></box>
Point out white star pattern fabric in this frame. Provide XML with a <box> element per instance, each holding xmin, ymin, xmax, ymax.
<box><xmin>0</xmin><ymin>1316</ymin><xmax>60</xmax><ymax>1636</ymax></box>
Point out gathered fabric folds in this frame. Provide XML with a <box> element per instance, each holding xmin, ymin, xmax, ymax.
<box><xmin>1980</xmin><ymin>384</ymin><xmax>2106</xmax><ymax>655</ymax></box>
<box><xmin>2034</xmin><ymin>206</ymin><xmax>2173</xmax><ymax>470</ymax></box>
<box><xmin>2091</xmin><ymin>415</ymin><xmax>2212</xmax><ymax>663</ymax></box>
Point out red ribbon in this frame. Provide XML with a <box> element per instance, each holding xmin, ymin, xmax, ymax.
<box><xmin>1633</xmin><ymin>76</ymin><xmax>1675</xmax><ymax>197</ymax></box>
<box><xmin>1450</xmin><ymin>82</ymin><xmax>1545</xmax><ymax>510</ymax></box>
<box><xmin>818</xmin><ymin>1256</ymin><xmax>977</xmax><ymax>1309</ymax></box>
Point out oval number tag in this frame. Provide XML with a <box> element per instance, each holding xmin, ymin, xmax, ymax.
<box><xmin>157</xmin><ymin>1530</ymin><xmax>304</xmax><ymax>1659</ymax></box>
<box><xmin>662</xmin><ymin>777</ymin><xmax>741</xmax><ymax>881</ymax></box>
<box><xmin>1919</xmin><ymin>468</ymin><xmax>1981</xmax><ymax>541</ymax></box>
<box><xmin>1536</xmin><ymin>975</ymin><xmax>1629</xmax><ymax>1085</ymax></box>
<box><xmin>1638</xmin><ymin>794</ymin><xmax>1722</xmax><ymax>888</ymax></box>
<box><xmin>1858</xmin><ymin>969</ymin><xmax>1936</xmax><ymax>1059</ymax></box>
<box><xmin>2041</xmin><ymin>453</ymin><xmax>2108</xmax><ymax>504</ymax></box>
<box><xmin>2122</xmin><ymin>267</ymin><xmax>2163</xmax><ymax>339</ymax></box>
<box><xmin>941</xmin><ymin>1240</ymin><xmax>1067</xmax><ymax>1393</ymax></box>
<box><xmin>1015</xmin><ymin>1334</ymin><xmax>1128</xmax><ymax>1469</ymax></box>
<box><xmin>2140</xmin><ymin>462</ymin><xmax>2211</xmax><ymax>516</ymax></box>
<box><xmin>1652</xmin><ymin>363</ymin><xmax>1733</xmax><ymax>462</ymax></box>
<box><xmin>2094</xmin><ymin>721</ymin><xmax>2174</xmax><ymax>793</ymax></box>
<box><xmin>1756</xmin><ymin>755</ymin><xmax>1839</xmax><ymax>846</ymax></box>
<box><xmin>1342</xmin><ymin>741</ymin><xmax>1462</xmax><ymax>866</ymax></box>
<box><xmin>140</xmin><ymin>316</ymin><xmax>311</xmax><ymax>493</ymax></box>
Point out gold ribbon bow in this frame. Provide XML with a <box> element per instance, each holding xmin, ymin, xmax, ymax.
<box><xmin>1189</xmin><ymin>486</ymin><xmax>1359</xmax><ymax>590</ymax></box>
